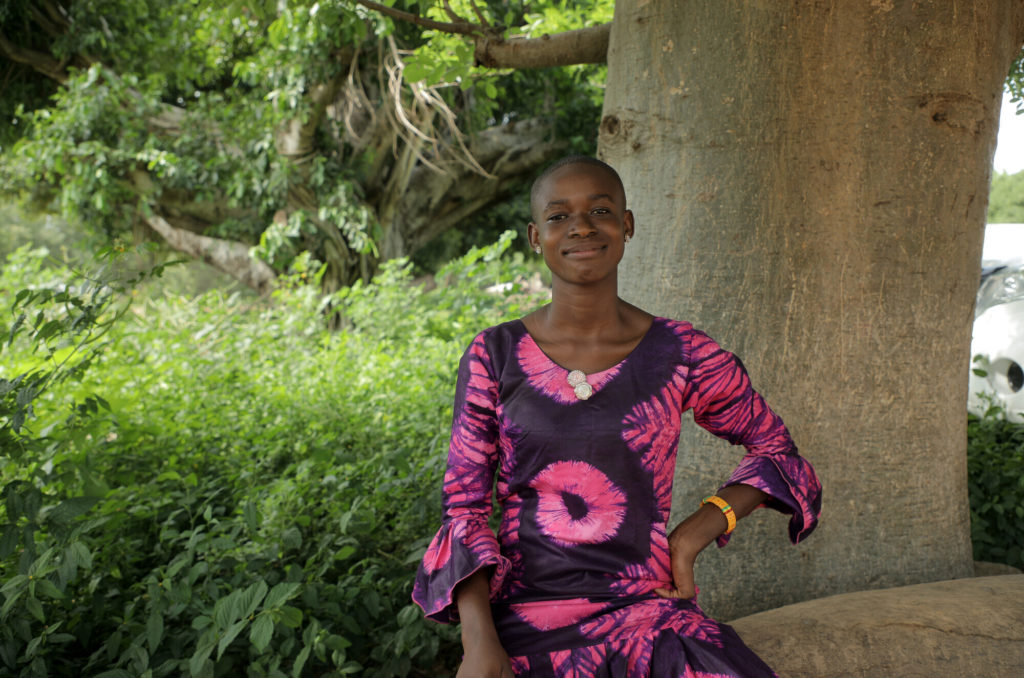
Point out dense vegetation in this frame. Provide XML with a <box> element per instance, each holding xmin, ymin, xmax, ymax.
<box><xmin>0</xmin><ymin>234</ymin><xmax>547</xmax><ymax>677</ymax></box>
<box><xmin>988</xmin><ymin>170</ymin><xmax>1024</xmax><ymax>223</ymax></box>
<box><xmin>966</xmin><ymin>408</ymin><xmax>1024</xmax><ymax>570</ymax></box>
<box><xmin>0</xmin><ymin>0</ymin><xmax>609</xmax><ymax>290</ymax></box>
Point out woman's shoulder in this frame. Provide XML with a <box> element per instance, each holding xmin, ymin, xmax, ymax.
<box><xmin>460</xmin><ymin>319</ymin><xmax>528</xmax><ymax>365</ymax></box>
<box><xmin>470</xmin><ymin>318</ymin><xmax>527</xmax><ymax>344</ymax></box>
<box><xmin>648</xmin><ymin>315</ymin><xmax>698</xmax><ymax>339</ymax></box>
<box><xmin>617</xmin><ymin>302</ymin><xmax>697</xmax><ymax>339</ymax></box>
<box><xmin>644</xmin><ymin>317</ymin><xmax>732</xmax><ymax>364</ymax></box>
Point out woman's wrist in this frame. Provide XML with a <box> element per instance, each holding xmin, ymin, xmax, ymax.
<box><xmin>455</xmin><ymin>569</ymin><xmax>502</xmax><ymax>648</ymax></box>
<box><xmin>668</xmin><ymin>504</ymin><xmax>726</xmax><ymax>555</ymax></box>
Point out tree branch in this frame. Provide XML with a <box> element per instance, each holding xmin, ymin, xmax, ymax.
<box><xmin>276</xmin><ymin>69</ymin><xmax>348</xmax><ymax>160</ymax></box>
<box><xmin>474</xmin><ymin>23</ymin><xmax>610</xmax><ymax>69</ymax></box>
<box><xmin>441</xmin><ymin>1</ymin><xmax>467</xmax><ymax>24</ymax></box>
<box><xmin>28</xmin><ymin>5</ymin><xmax>66</xmax><ymax>39</ymax></box>
<box><xmin>467</xmin><ymin>1</ymin><xmax>492</xmax><ymax>28</ymax></box>
<box><xmin>0</xmin><ymin>31</ymin><xmax>69</xmax><ymax>83</ymax></box>
<box><xmin>356</xmin><ymin>0</ymin><xmax>609</xmax><ymax>68</ymax></box>
<box><xmin>380</xmin><ymin>117</ymin><xmax>567</xmax><ymax>257</ymax></box>
<box><xmin>354</xmin><ymin>0</ymin><xmax>481</xmax><ymax>36</ymax></box>
<box><xmin>144</xmin><ymin>214</ymin><xmax>276</xmax><ymax>295</ymax></box>
<box><xmin>39</xmin><ymin>0</ymin><xmax>72</xmax><ymax>31</ymax></box>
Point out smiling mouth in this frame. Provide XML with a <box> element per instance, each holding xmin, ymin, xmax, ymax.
<box><xmin>563</xmin><ymin>244</ymin><xmax>606</xmax><ymax>258</ymax></box>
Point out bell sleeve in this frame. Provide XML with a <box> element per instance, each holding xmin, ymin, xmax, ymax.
<box><xmin>684</xmin><ymin>328</ymin><xmax>822</xmax><ymax>547</ymax></box>
<box><xmin>412</xmin><ymin>331</ymin><xmax>511</xmax><ymax>623</ymax></box>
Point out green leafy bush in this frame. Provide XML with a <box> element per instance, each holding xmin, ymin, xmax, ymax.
<box><xmin>966</xmin><ymin>407</ymin><xmax>1024</xmax><ymax>570</ymax></box>
<box><xmin>0</xmin><ymin>233</ymin><xmax>546</xmax><ymax>677</ymax></box>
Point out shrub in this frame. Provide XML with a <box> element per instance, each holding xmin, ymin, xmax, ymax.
<box><xmin>966</xmin><ymin>407</ymin><xmax>1024</xmax><ymax>570</ymax></box>
<box><xmin>0</xmin><ymin>233</ymin><xmax>546</xmax><ymax>677</ymax></box>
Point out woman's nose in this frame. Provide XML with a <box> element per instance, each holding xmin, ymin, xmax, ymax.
<box><xmin>568</xmin><ymin>213</ymin><xmax>597</xmax><ymax>236</ymax></box>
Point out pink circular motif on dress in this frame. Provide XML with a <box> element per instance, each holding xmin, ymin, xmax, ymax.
<box><xmin>529</xmin><ymin>461</ymin><xmax>627</xmax><ymax>547</ymax></box>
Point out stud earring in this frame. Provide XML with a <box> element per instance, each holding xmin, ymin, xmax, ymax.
<box><xmin>624</xmin><ymin>234</ymin><xmax>632</xmax><ymax>243</ymax></box>
<box><xmin>534</xmin><ymin>247</ymin><xmax>541</xmax><ymax>254</ymax></box>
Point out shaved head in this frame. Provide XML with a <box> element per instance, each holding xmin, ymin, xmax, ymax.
<box><xmin>530</xmin><ymin>155</ymin><xmax>626</xmax><ymax>221</ymax></box>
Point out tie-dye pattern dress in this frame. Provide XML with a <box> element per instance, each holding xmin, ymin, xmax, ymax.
<box><xmin>413</xmin><ymin>317</ymin><xmax>821</xmax><ymax>677</ymax></box>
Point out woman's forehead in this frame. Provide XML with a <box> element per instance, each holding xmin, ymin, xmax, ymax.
<box><xmin>535</xmin><ymin>164</ymin><xmax>626</xmax><ymax>204</ymax></box>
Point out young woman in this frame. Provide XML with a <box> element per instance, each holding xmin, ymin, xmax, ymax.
<box><xmin>413</xmin><ymin>156</ymin><xmax>821</xmax><ymax>677</ymax></box>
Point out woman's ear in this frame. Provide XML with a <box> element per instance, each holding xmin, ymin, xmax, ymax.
<box><xmin>624</xmin><ymin>210</ymin><xmax>635</xmax><ymax>240</ymax></box>
<box><xmin>527</xmin><ymin>222</ymin><xmax>540</xmax><ymax>252</ymax></box>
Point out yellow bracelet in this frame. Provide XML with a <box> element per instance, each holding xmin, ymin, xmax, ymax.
<box><xmin>701</xmin><ymin>495</ymin><xmax>737</xmax><ymax>535</ymax></box>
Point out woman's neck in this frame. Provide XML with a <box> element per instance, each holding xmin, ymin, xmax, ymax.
<box><xmin>539</xmin><ymin>276</ymin><xmax>627</xmax><ymax>339</ymax></box>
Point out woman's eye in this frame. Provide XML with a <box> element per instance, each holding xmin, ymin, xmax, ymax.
<box><xmin>548</xmin><ymin>214</ymin><xmax>566</xmax><ymax>222</ymax></box>
<box><xmin>592</xmin><ymin>207</ymin><xmax>610</xmax><ymax>215</ymax></box>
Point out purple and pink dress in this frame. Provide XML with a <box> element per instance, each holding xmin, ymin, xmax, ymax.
<box><xmin>413</xmin><ymin>317</ymin><xmax>821</xmax><ymax>677</ymax></box>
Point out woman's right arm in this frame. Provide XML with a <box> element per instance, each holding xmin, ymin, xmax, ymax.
<box><xmin>454</xmin><ymin>569</ymin><xmax>515</xmax><ymax>678</ymax></box>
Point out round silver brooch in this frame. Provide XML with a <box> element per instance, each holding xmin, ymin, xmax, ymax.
<box><xmin>566</xmin><ymin>370</ymin><xmax>593</xmax><ymax>400</ymax></box>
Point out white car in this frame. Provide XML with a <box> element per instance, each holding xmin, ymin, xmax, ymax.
<box><xmin>967</xmin><ymin>224</ymin><xmax>1024</xmax><ymax>421</ymax></box>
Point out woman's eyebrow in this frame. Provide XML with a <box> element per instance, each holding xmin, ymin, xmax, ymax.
<box><xmin>544</xmin><ymin>194</ymin><xmax>615</xmax><ymax>210</ymax></box>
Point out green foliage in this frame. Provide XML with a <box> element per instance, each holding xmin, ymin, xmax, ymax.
<box><xmin>966</xmin><ymin>407</ymin><xmax>1024</xmax><ymax>570</ymax></box>
<box><xmin>1007</xmin><ymin>48</ymin><xmax>1024</xmax><ymax>110</ymax></box>
<box><xmin>0</xmin><ymin>232</ymin><xmax>546</xmax><ymax>676</ymax></box>
<box><xmin>405</xmin><ymin>0</ymin><xmax>610</xmax><ymax>141</ymax></box>
<box><xmin>988</xmin><ymin>170</ymin><xmax>1024</xmax><ymax>223</ymax></box>
<box><xmin>0</xmin><ymin>0</ymin><xmax>604</xmax><ymax>286</ymax></box>
<box><xmin>0</xmin><ymin>243</ymin><xmax>179</xmax><ymax>677</ymax></box>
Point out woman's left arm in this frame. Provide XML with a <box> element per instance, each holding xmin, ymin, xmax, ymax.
<box><xmin>655</xmin><ymin>328</ymin><xmax>822</xmax><ymax>599</ymax></box>
<box><xmin>654</xmin><ymin>484</ymin><xmax>768</xmax><ymax>600</ymax></box>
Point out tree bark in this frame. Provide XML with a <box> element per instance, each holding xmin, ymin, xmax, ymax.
<box><xmin>601</xmin><ymin>0</ymin><xmax>1024</xmax><ymax>619</ymax></box>
<box><xmin>473</xmin><ymin>24</ymin><xmax>610</xmax><ymax>69</ymax></box>
<box><xmin>0</xmin><ymin>31</ymin><xmax>69</xmax><ymax>82</ymax></box>
<box><xmin>145</xmin><ymin>214</ymin><xmax>276</xmax><ymax>295</ymax></box>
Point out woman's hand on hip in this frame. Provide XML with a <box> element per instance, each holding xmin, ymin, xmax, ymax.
<box><xmin>456</xmin><ymin>636</ymin><xmax>515</xmax><ymax>678</ymax></box>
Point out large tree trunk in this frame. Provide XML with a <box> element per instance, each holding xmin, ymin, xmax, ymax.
<box><xmin>601</xmin><ymin>0</ymin><xmax>1024</xmax><ymax>620</ymax></box>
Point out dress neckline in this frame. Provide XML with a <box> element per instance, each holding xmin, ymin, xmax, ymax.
<box><xmin>514</xmin><ymin>317</ymin><xmax>661</xmax><ymax>377</ymax></box>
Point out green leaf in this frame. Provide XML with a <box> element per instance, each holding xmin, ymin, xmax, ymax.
<box><xmin>237</xmin><ymin>580</ymin><xmax>268</xmax><ymax>621</ymax></box>
<box><xmin>403</xmin><ymin>61</ymin><xmax>428</xmax><ymax>83</ymax></box>
<box><xmin>243</xmin><ymin>501</ymin><xmax>261</xmax><ymax>532</ymax></box>
<box><xmin>25</xmin><ymin>635</ymin><xmax>42</xmax><ymax>658</ymax></box>
<box><xmin>279</xmin><ymin>606</ymin><xmax>303</xmax><ymax>628</ymax></box>
<box><xmin>249</xmin><ymin>613</ymin><xmax>274</xmax><ymax>653</ymax></box>
<box><xmin>262</xmin><ymin>582</ymin><xmax>300</xmax><ymax>610</ymax></box>
<box><xmin>216</xmin><ymin>619</ymin><xmax>247</xmax><ymax>660</ymax></box>
<box><xmin>34</xmin><ymin>579</ymin><xmax>62</xmax><ymax>599</ymax></box>
<box><xmin>213</xmin><ymin>590</ymin><xmax>239</xmax><ymax>628</ymax></box>
<box><xmin>147</xmin><ymin>612</ymin><xmax>164</xmax><ymax>653</ymax></box>
<box><xmin>325</xmin><ymin>634</ymin><xmax>351</xmax><ymax>652</ymax></box>
<box><xmin>396</xmin><ymin>604</ymin><xmax>419</xmax><ymax>627</ymax></box>
<box><xmin>25</xmin><ymin>596</ymin><xmax>45</xmax><ymax>623</ymax></box>
<box><xmin>1</xmin><ymin>587</ymin><xmax>25</xmax><ymax>619</ymax></box>
<box><xmin>166</xmin><ymin>554</ymin><xmax>190</xmax><ymax>579</ymax></box>
<box><xmin>0</xmin><ymin>523</ymin><xmax>18</xmax><ymax>559</ymax></box>
<box><xmin>189</xmin><ymin>637</ymin><xmax>216</xmax><ymax>678</ymax></box>
<box><xmin>291</xmin><ymin>644</ymin><xmax>311</xmax><ymax>678</ymax></box>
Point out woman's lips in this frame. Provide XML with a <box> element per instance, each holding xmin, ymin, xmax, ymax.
<box><xmin>563</xmin><ymin>244</ymin><xmax>607</xmax><ymax>259</ymax></box>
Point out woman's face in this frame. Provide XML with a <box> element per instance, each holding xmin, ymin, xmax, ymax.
<box><xmin>528</xmin><ymin>164</ymin><xmax>634</xmax><ymax>287</ymax></box>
